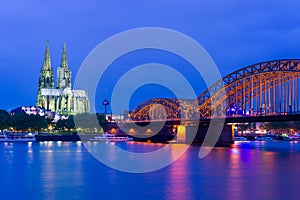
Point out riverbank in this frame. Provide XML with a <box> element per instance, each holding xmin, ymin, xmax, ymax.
<box><xmin>34</xmin><ymin>133</ymin><xmax>109</xmax><ymax>142</ymax></box>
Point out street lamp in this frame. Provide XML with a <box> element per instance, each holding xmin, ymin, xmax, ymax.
<box><xmin>102</xmin><ymin>99</ymin><xmax>109</xmax><ymax>114</ymax></box>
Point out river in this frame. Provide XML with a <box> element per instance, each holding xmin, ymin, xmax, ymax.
<box><xmin>0</xmin><ymin>140</ymin><xmax>299</xmax><ymax>200</ymax></box>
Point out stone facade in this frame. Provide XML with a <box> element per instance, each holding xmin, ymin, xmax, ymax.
<box><xmin>36</xmin><ymin>42</ymin><xmax>90</xmax><ymax>115</ymax></box>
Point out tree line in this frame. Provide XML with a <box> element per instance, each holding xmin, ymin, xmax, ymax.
<box><xmin>259</xmin><ymin>121</ymin><xmax>300</xmax><ymax>133</ymax></box>
<box><xmin>236</xmin><ymin>121</ymin><xmax>300</xmax><ymax>134</ymax></box>
<box><xmin>0</xmin><ymin>110</ymin><xmax>108</xmax><ymax>133</ymax></box>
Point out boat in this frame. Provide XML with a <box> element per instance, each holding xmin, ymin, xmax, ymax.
<box><xmin>289</xmin><ymin>136</ymin><xmax>300</xmax><ymax>141</ymax></box>
<box><xmin>234</xmin><ymin>136</ymin><xmax>248</xmax><ymax>141</ymax></box>
<box><xmin>246</xmin><ymin>135</ymin><xmax>257</xmax><ymax>141</ymax></box>
<box><xmin>89</xmin><ymin>133</ymin><xmax>133</xmax><ymax>142</ymax></box>
<box><xmin>256</xmin><ymin>136</ymin><xmax>274</xmax><ymax>141</ymax></box>
<box><xmin>276</xmin><ymin>133</ymin><xmax>291</xmax><ymax>141</ymax></box>
<box><xmin>0</xmin><ymin>132</ymin><xmax>36</xmax><ymax>142</ymax></box>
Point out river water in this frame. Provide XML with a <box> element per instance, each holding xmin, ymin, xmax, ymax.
<box><xmin>0</xmin><ymin>140</ymin><xmax>300</xmax><ymax>200</ymax></box>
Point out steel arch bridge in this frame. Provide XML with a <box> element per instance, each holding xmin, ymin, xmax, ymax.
<box><xmin>130</xmin><ymin>59</ymin><xmax>300</xmax><ymax>120</ymax></box>
<box><xmin>130</xmin><ymin>98</ymin><xmax>197</xmax><ymax>121</ymax></box>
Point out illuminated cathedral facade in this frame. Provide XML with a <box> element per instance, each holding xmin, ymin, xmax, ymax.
<box><xmin>36</xmin><ymin>42</ymin><xmax>90</xmax><ymax>115</ymax></box>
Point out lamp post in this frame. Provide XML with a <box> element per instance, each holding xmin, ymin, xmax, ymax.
<box><xmin>102</xmin><ymin>99</ymin><xmax>109</xmax><ymax>114</ymax></box>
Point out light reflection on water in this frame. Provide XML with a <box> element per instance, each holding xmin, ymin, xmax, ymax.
<box><xmin>0</xmin><ymin>141</ymin><xmax>300</xmax><ymax>200</ymax></box>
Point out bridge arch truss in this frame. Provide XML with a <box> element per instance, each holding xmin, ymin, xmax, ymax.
<box><xmin>198</xmin><ymin>59</ymin><xmax>300</xmax><ymax>117</ymax></box>
<box><xmin>131</xmin><ymin>59</ymin><xmax>300</xmax><ymax>120</ymax></box>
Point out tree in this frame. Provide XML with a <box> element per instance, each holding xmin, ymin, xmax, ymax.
<box><xmin>96</xmin><ymin>113</ymin><xmax>108</xmax><ymax>131</ymax></box>
<box><xmin>73</xmin><ymin>113</ymin><xmax>106</xmax><ymax>133</ymax></box>
<box><xmin>262</xmin><ymin>121</ymin><xmax>291</xmax><ymax>133</ymax></box>
<box><xmin>237</xmin><ymin>123</ymin><xmax>251</xmax><ymax>134</ymax></box>
<box><xmin>9</xmin><ymin>112</ymin><xmax>30</xmax><ymax>131</ymax></box>
<box><xmin>64</xmin><ymin>115</ymin><xmax>75</xmax><ymax>131</ymax></box>
<box><xmin>28</xmin><ymin>114</ymin><xmax>48</xmax><ymax>132</ymax></box>
<box><xmin>8</xmin><ymin>112</ymin><xmax>49</xmax><ymax>132</ymax></box>
<box><xmin>55</xmin><ymin>115</ymin><xmax>75</xmax><ymax>132</ymax></box>
<box><xmin>0</xmin><ymin>110</ymin><xmax>10</xmax><ymax>131</ymax></box>
<box><xmin>55</xmin><ymin>119</ymin><xmax>65</xmax><ymax>131</ymax></box>
<box><xmin>291</xmin><ymin>121</ymin><xmax>300</xmax><ymax>131</ymax></box>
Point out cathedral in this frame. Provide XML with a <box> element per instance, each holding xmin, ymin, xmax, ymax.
<box><xmin>36</xmin><ymin>42</ymin><xmax>90</xmax><ymax>115</ymax></box>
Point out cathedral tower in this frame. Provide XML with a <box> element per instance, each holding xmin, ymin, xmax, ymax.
<box><xmin>37</xmin><ymin>41</ymin><xmax>54</xmax><ymax>107</ymax></box>
<box><xmin>57</xmin><ymin>42</ymin><xmax>71</xmax><ymax>89</ymax></box>
<box><xmin>36</xmin><ymin>41</ymin><xmax>90</xmax><ymax>114</ymax></box>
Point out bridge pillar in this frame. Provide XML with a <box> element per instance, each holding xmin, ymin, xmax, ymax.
<box><xmin>186</xmin><ymin>125</ymin><xmax>199</xmax><ymax>143</ymax></box>
<box><xmin>218</xmin><ymin>124</ymin><xmax>234</xmax><ymax>145</ymax></box>
<box><xmin>175</xmin><ymin>124</ymin><xmax>199</xmax><ymax>143</ymax></box>
<box><xmin>176</xmin><ymin>123</ymin><xmax>234</xmax><ymax>146</ymax></box>
<box><xmin>176</xmin><ymin>125</ymin><xmax>186</xmax><ymax>143</ymax></box>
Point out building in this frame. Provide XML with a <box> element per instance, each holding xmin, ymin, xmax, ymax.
<box><xmin>10</xmin><ymin>105</ymin><xmax>68</xmax><ymax>123</ymax></box>
<box><xmin>36</xmin><ymin>42</ymin><xmax>90</xmax><ymax>115</ymax></box>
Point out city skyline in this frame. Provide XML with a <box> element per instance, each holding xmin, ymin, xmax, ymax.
<box><xmin>1</xmin><ymin>0</ymin><xmax>300</xmax><ymax>113</ymax></box>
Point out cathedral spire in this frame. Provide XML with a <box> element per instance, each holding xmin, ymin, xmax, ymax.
<box><xmin>57</xmin><ymin>42</ymin><xmax>72</xmax><ymax>89</ymax></box>
<box><xmin>37</xmin><ymin>41</ymin><xmax>54</xmax><ymax>107</ymax></box>
<box><xmin>43</xmin><ymin>41</ymin><xmax>52</xmax><ymax>69</ymax></box>
<box><xmin>60</xmin><ymin>42</ymin><xmax>69</xmax><ymax>69</ymax></box>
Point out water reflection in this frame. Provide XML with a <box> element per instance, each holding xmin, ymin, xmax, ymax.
<box><xmin>223</xmin><ymin>142</ymin><xmax>300</xmax><ymax>200</ymax></box>
<box><xmin>27</xmin><ymin>142</ymin><xmax>34</xmax><ymax>164</ymax></box>
<box><xmin>165</xmin><ymin>145</ymin><xmax>193</xmax><ymax>200</ymax></box>
<box><xmin>3</xmin><ymin>142</ymin><xmax>14</xmax><ymax>165</ymax></box>
<box><xmin>1</xmin><ymin>141</ymin><xmax>300</xmax><ymax>199</ymax></box>
<box><xmin>83</xmin><ymin>141</ymin><xmax>188</xmax><ymax>173</ymax></box>
<box><xmin>39</xmin><ymin>142</ymin><xmax>85</xmax><ymax>199</ymax></box>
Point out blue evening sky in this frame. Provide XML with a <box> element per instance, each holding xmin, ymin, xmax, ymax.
<box><xmin>0</xmin><ymin>0</ymin><xmax>300</xmax><ymax>113</ymax></box>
